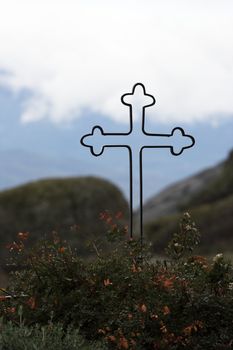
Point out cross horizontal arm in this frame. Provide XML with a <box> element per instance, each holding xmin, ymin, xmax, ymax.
<box><xmin>81</xmin><ymin>126</ymin><xmax>194</xmax><ymax>156</ymax></box>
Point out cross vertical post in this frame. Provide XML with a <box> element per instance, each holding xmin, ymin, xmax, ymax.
<box><xmin>81</xmin><ymin>83</ymin><xmax>195</xmax><ymax>244</ymax></box>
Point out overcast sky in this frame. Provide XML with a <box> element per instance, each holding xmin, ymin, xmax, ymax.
<box><xmin>0</xmin><ymin>0</ymin><xmax>233</xmax><ymax>126</ymax></box>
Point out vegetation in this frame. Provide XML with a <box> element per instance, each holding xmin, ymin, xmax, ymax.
<box><xmin>0</xmin><ymin>322</ymin><xmax>105</xmax><ymax>350</ymax></box>
<box><xmin>1</xmin><ymin>212</ymin><xmax>233</xmax><ymax>349</ymax></box>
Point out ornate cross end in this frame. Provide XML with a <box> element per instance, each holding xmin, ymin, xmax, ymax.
<box><xmin>164</xmin><ymin>127</ymin><xmax>195</xmax><ymax>156</ymax></box>
<box><xmin>81</xmin><ymin>126</ymin><xmax>105</xmax><ymax>157</ymax></box>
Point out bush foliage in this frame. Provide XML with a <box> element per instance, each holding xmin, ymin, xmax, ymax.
<box><xmin>0</xmin><ymin>321</ymin><xmax>106</xmax><ymax>350</ymax></box>
<box><xmin>1</xmin><ymin>212</ymin><xmax>233</xmax><ymax>349</ymax></box>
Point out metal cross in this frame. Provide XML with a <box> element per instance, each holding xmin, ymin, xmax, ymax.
<box><xmin>81</xmin><ymin>83</ymin><xmax>195</xmax><ymax>244</ymax></box>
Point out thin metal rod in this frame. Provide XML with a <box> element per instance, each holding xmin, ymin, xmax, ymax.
<box><xmin>128</xmin><ymin>147</ymin><xmax>133</xmax><ymax>238</ymax></box>
<box><xmin>139</xmin><ymin>148</ymin><xmax>143</xmax><ymax>247</ymax></box>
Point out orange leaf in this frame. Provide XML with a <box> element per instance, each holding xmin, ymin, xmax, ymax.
<box><xmin>183</xmin><ymin>325</ymin><xmax>192</xmax><ymax>336</ymax></box>
<box><xmin>17</xmin><ymin>232</ymin><xmax>29</xmax><ymax>241</ymax></box>
<box><xmin>27</xmin><ymin>296</ymin><xmax>36</xmax><ymax>310</ymax></box>
<box><xmin>107</xmin><ymin>335</ymin><xmax>116</xmax><ymax>342</ymax></box>
<box><xmin>103</xmin><ymin>278</ymin><xmax>113</xmax><ymax>287</ymax></box>
<box><xmin>6</xmin><ymin>307</ymin><xmax>16</xmax><ymax>314</ymax></box>
<box><xmin>131</xmin><ymin>264</ymin><xmax>142</xmax><ymax>273</ymax></box>
<box><xmin>163</xmin><ymin>306</ymin><xmax>170</xmax><ymax>315</ymax></box>
<box><xmin>6</xmin><ymin>241</ymin><xmax>23</xmax><ymax>252</ymax></box>
<box><xmin>163</xmin><ymin>277</ymin><xmax>175</xmax><ymax>289</ymax></box>
<box><xmin>58</xmin><ymin>247</ymin><xmax>66</xmax><ymax>253</ymax></box>
<box><xmin>119</xmin><ymin>336</ymin><xmax>129</xmax><ymax>349</ymax></box>
<box><xmin>150</xmin><ymin>314</ymin><xmax>159</xmax><ymax>320</ymax></box>
<box><xmin>115</xmin><ymin>211</ymin><xmax>123</xmax><ymax>220</ymax></box>
<box><xmin>139</xmin><ymin>304</ymin><xmax>147</xmax><ymax>313</ymax></box>
<box><xmin>160</xmin><ymin>324</ymin><xmax>168</xmax><ymax>334</ymax></box>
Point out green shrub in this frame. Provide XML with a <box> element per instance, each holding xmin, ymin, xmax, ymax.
<box><xmin>1</xmin><ymin>212</ymin><xmax>233</xmax><ymax>349</ymax></box>
<box><xmin>0</xmin><ymin>320</ymin><xmax>106</xmax><ymax>349</ymax></box>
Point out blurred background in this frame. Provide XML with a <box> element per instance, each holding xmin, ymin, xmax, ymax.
<box><xmin>0</xmin><ymin>0</ymin><xmax>232</xmax><ymax>281</ymax></box>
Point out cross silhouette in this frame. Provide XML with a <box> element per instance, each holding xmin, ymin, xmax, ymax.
<box><xmin>81</xmin><ymin>83</ymin><xmax>195</xmax><ymax>244</ymax></box>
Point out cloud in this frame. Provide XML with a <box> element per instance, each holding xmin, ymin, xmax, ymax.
<box><xmin>0</xmin><ymin>0</ymin><xmax>233</xmax><ymax>125</ymax></box>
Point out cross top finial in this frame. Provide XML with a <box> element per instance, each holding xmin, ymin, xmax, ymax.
<box><xmin>121</xmin><ymin>83</ymin><xmax>155</xmax><ymax>109</ymax></box>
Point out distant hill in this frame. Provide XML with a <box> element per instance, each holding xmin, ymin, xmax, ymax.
<box><xmin>142</xmin><ymin>149</ymin><xmax>233</xmax><ymax>254</ymax></box>
<box><xmin>138</xmin><ymin>161</ymin><xmax>224</xmax><ymax>224</ymax></box>
<box><xmin>0</xmin><ymin>176</ymin><xmax>129</xmax><ymax>264</ymax></box>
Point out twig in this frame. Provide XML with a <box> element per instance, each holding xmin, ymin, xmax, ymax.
<box><xmin>92</xmin><ymin>242</ymin><xmax>101</xmax><ymax>258</ymax></box>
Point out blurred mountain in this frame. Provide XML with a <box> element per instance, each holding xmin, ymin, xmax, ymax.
<box><xmin>142</xmin><ymin>149</ymin><xmax>233</xmax><ymax>254</ymax></box>
<box><xmin>0</xmin><ymin>149</ymin><xmax>95</xmax><ymax>190</ymax></box>
<box><xmin>0</xmin><ymin>176</ymin><xmax>128</xmax><ymax>265</ymax></box>
<box><xmin>138</xmin><ymin>162</ymin><xmax>224</xmax><ymax>224</ymax></box>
